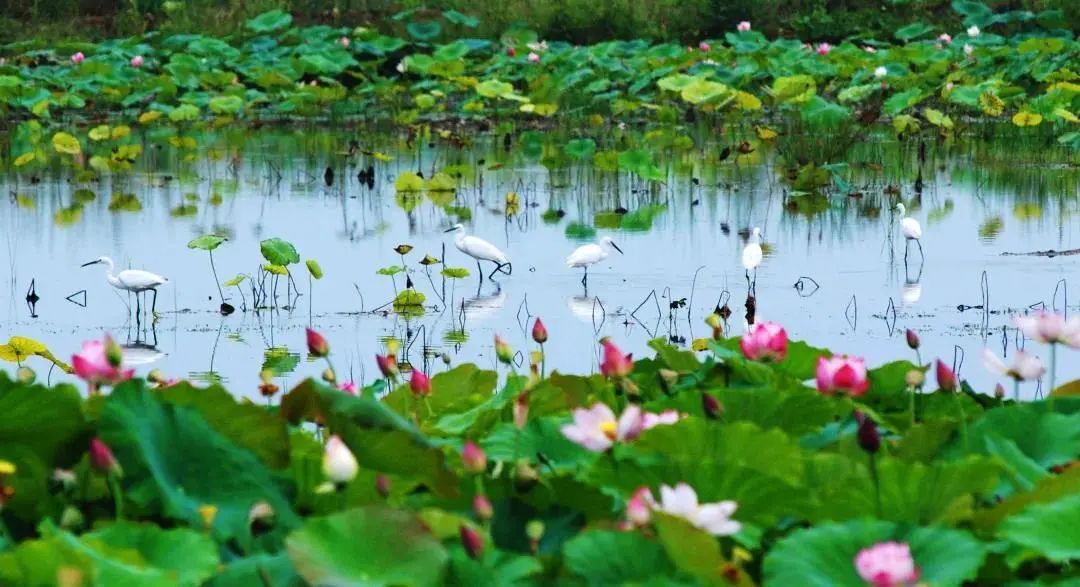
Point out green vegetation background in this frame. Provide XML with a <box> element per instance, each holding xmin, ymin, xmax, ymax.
<box><xmin>2</xmin><ymin>0</ymin><xmax>1077</xmax><ymax>44</ymax></box>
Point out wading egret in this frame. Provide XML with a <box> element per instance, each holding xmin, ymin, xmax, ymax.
<box><xmin>742</xmin><ymin>227</ymin><xmax>763</xmax><ymax>288</ymax></box>
<box><xmin>895</xmin><ymin>203</ymin><xmax>923</xmax><ymax>262</ymax></box>
<box><xmin>566</xmin><ymin>236</ymin><xmax>623</xmax><ymax>286</ymax></box>
<box><xmin>444</xmin><ymin>224</ymin><xmax>511</xmax><ymax>281</ymax></box>
<box><xmin>81</xmin><ymin>256</ymin><xmax>168</xmax><ymax>316</ymax></box>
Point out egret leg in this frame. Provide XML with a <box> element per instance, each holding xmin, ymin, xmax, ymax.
<box><xmin>476</xmin><ymin>259</ymin><xmax>484</xmax><ymax>283</ymax></box>
<box><xmin>581</xmin><ymin>266</ymin><xmax>588</xmax><ymax>287</ymax></box>
<box><xmin>152</xmin><ymin>289</ymin><xmax>158</xmax><ymax>316</ymax></box>
<box><xmin>904</xmin><ymin>239</ymin><xmax>910</xmax><ymax>263</ymax></box>
<box><xmin>916</xmin><ymin>239</ymin><xmax>924</xmax><ymax>261</ymax></box>
<box><xmin>487</xmin><ymin>262</ymin><xmax>502</xmax><ymax>280</ymax></box>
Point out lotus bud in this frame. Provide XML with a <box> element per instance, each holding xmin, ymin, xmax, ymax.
<box><xmin>460</xmin><ymin>525</ymin><xmax>484</xmax><ymax>559</ymax></box>
<box><xmin>855</xmin><ymin>412</ymin><xmax>880</xmax><ymax>454</ymax></box>
<box><xmin>532</xmin><ymin>318</ymin><xmax>548</xmax><ymax>344</ymax></box>
<box><xmin>526</xmin><ymin>519</ymin><xmax>545</xmax><ymax>552</ymax></box>
<box><xmin>306</xmin><ymin>328</ymin><xmax>329</xmax><ymax>358</ymax></box>
<box><xmin>657</xmin><ymin>368</ymin><xmax>678</xmax><ymax>395</ymax></box>
<box><xmin>702</xmin><ymin>392</ymin><xmax>724</xmax><ymax>419</ymax></box>
<box><xmin>494</xmin><ymin>335</ymin><xmax>513</xmax><ymax>365</ymax></box>
<box><xmin>16</xmin><ymin>366</ymin><xmax>35</xmax><ymax>383</ymax></box>
<box><xmin>375</xmin><ymin>474</ymin><xmax>391</xmax><ymax>498</ymax></box>
<box><xmin>513</xmin><ymin>392</ymin><xmax>529</xmax><ymax>429</ymax></box>
<box><xmin>60</xmin><ymin>505</ymin><xmax>84</xmax><ymax>530</ymax></box>
<box><xmin>249</xmin><ymin>501</ymin><xmax>275</xmax><ymax>533</ymax></box>
<box><xmin>104</xmin><ymin>335</ymin><xmax>123</xmax><ymax>368</ymax></box>
<box><xmin>147</xmin><ymin>368</ymin><xmax>165</xmax><ymax>384</ymax></box>
<box><xmin>935</xmin><ymin>360</ymin><xmax>957</xmax><ymax>392</ymax></box>
<box><xmin>321</xmin><ymin>367</ymin><xmax>336</xmax><ymax>384</ymax></box>
<box><xmin>376</xmin><ymin>354</ymin><xmax>398</xmax><ymax>379</ymax></box>
<box><xmin>322</xmin><ymin>435</ymin><xmax>358</xmax><ymax>485</ymax></box>
<box><xmin>89</xmin><ymin>438</ymin><xmax>122</xmax><ymax>477</ymax></box>
<box><xmin>462</xmin><ymin>441</ymin><xmax>487</xmax><ymax>474</ymax></box>
<box><xmin>472</xmin><ymin>494</ymin><xmax>493</xmax><ymax>522</ymax></box>
<box><xmin>905</xmin><ymin>369</ymin><xmax>924</xmax><ymax>389</ymax></box>
<box><xmin>410</xmin><ymin>369</ymin><xmax>431</xmax><ymax>397</ymax></box>
<box><xmin>994</xmin><ymin>383</ymin><xmax>1006</xmax><ymax>399</ymax></box>
<box><xmin>905</xmin><ymin>329</ymin><xmax>920</xmax><ymax>350</ymax></box>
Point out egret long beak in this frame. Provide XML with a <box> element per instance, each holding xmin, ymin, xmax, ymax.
<box><xmin>443</xmin><ymin>227</ymin><xmax>457</xmax><ymax>233</ymax></box>
<box><xmin>80</xmin><ymin>260</ymin><xmax>100</xmax><ymax>267</ymax></box>
<box><xmin>611</xmin><ymin>243</ymin><xmax>624</xmax><ymax>254</ymax></box>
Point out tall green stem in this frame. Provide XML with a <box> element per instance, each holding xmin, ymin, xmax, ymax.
<box><xmin>868</xmin><ymin>453</ymin><xmax>882</xmax><ymax>518</ymax></box>
<box><xmin>955</xmin><ymin>394</ymin><xmax>969</xmax><ymax>452</ymax></box>
<box><xmin>108</xmin><ymin>474</ymin><xmax>124</xmax><ymax>521</ymax></box>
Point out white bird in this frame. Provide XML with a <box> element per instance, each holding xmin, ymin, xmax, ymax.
<box><xmin>444</xmin><ymin>224</ymin><xmax>510</xmax><ymax>281</ymax></box>
<box><xmin>81</xmin><ymin>256</ymin><xmax>168</xmax><ymax>317</ymax></box>
<box><xmin>896</xmin><ymin>203</ymin><xmax>924</xmax><ymax>262</ymax></box>
<box><xmin>742</xmin><ymin>227</ymin><xmax>763</xmax><ymax>289</ymax></box>
<box><xmin>566</xmin><ymin>236</ymin><xmax>624</xmax><ymax>286</ymax></box>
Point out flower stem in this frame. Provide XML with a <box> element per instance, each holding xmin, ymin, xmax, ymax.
<box><xmin>108</xmin><ymin>474</ymin><xmax>124</xmax><ymax>521</ymax></box>
<box><xmin>1013</xmin><ymin>379</ymin><xmax>1020</xmax><ymax>403</ymax></box>
<box><xmin>868</xmin><ymin>453</ymin><xmax>882</xmax><ymax>518</ymax></box>
<box><xmin>909</xmin><ymin>385</ymin><xmax>916</xmax><ymax>429</ymax></box>
<box><xmin>1049</xmin><ymin>343</ymin><xmax>1057</xmax><ymax>397</ymax></box>
<box><xmin>954</xmin><ymin>393</ymin><xmax>969</xmax><ymax>452</ymax></box>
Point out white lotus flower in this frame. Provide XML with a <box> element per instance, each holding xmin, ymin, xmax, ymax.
<box><xmin>657</xmin><ymin>483</ymin><xmax>741</xmax><ymax>536</ymax></box>
<box><xmin>967</xmin><ymin>25</ymin><xmax>980</xmax><ymax>37</ymax></box>
<box><xmin>874</xmin><ymin>66</ymin><xmax>887</xmax><ymax>79</ymax></box>
<box><xmin>323</xmin><ymin>435</ymin><xmax>359</xmax><ymax>484</ymax></box>
<box><xmin>983</xmin><ymin>348</ymin><xmax>1045</xmax><ymax>381</ymax></box>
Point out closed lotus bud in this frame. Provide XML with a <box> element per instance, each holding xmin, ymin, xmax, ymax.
<box><xmin>321</xmin><ymin>368</ymin><xmax>336</xmax><ymax>384</ymax></box>
<box><xmin>994</xmin><ymin>383</ymin><xmax>1006</xmax><ymax>399</ymax></box>
<box><xmin>514</xmin><ymin>460</ymin><xmax>539</xmax><ymax>493</ymax></box>
<box><xmin>105</xmin><ymin>335</ymin><xmax>123</xmax><ymax>368</ymax></box>
<box><xmin>322</xmin><ymin>435</ymin><xmax>358</xmax><ymax>484</ymax></box>
<box><xmin>513</xmin><ymin>392</ymin><xmax>529</xmax><ymax>429</ymax></box>
<box><xmin>702</xmin><ymin>393</ymin><xmax>724</xmax><ymax>419</ymax></box>
<box><xmin>494</xmin><ymin>335</ymin><xmax>513</xmax><ymax>365</ymax></box>
<box><xmin>306</xmin><ymin>328</ymin><xmax>329</xmax><ymax>358</ymax></box>
<box><xmin>249</xmin><ymin>501</ymin><xmax>275</xmax><ymax>532</ymax></box>
<box><xmin>905</xmin><ymin>369</ymin><xmax>924</xmax><ymax>389</ymax></box>
<box><xmin>260</xmin><ymin>368</ymin><xmax>274</xmax><ymax>385</ymax></box>
<box><xmin>855</xmin><ymin>412</ymin><xmax>880</xmax><ymax>454</ymax></box>
<box><xmin>460</xmin><ymin>525</ymin><xmax>485</xmax><ymax>560</ymax></box>
<box><xmin>410</xmin><ymin>369</ymin><xmax>432</xmax><ymax>397</ymax></box>
<box><xmin>472</xmin><ymin>494</ymin><xmax>493</xmax><ymax>522</ymax></box>
<box><xmin>60</xmin><ymin>505</ymin><xmax>84</xmax><ymax>530</ymax></box>
<box><xmin>462</xmin><ymin>441</ymin><xmax>487</xmax><ymax>474</ymax></box>
<box><xmin>89</xmin><ymin>438</ymin><xmax>122</xmax><ymax>477</ymax></box>
<box><xmin>532</xmin><ymin>318</ymin><xmax>548</xmax><ymax>344</ymax></box>
<box><xmin>16</xmin><ymin>366</ymin><xmax>35</xmax><ymax>383</ymax></box>
<box><xmin>375</xmin><ymin>474</ymin><xmax>391</xmax><ymax>498</ymax></box>
<box><xmin>935</xmin><ymin>360</ymin><xmax>957</xmax><ymax>392</ymax></box>
<box><xmin>147</xmin><ymin>369</ymin><xmax>165</xmax><ymax>384</ymax></box>
<box><xmin>905</xmin><ymin>329</ymin><xmax>920</xmax><ymax>350</ymax></box>
<box><xmin>526</xmin><ymin>519</ymin><xmax>544</xmax><ymax>552</ymax></box>
<box><xmin>376</xmin><ymin>354</ymin><xmax>398</xmax><ymax>379</ymax></box>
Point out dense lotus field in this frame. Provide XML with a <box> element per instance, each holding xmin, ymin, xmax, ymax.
<box><xmin>0</xmin><ymin>315</ymin><xmax>1079</xmax><ymax>585</ymax></box>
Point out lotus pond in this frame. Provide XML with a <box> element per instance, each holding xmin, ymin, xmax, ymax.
<box><xmin>1</xmin><ymin>4</ymin><xmax>1080</xmax><ymax>585</ymax></box>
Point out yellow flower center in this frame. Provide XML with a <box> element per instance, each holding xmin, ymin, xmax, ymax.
<box><xmin>599</xmin><ymin>420</ymin><xmax>618</xmax><ymax>440</ymax></box>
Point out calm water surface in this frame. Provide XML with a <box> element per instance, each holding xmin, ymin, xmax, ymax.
<box><xmin>2</xmin><ymin>129</ymin><xmax>1078</xmax><ymax>399</ymax></box>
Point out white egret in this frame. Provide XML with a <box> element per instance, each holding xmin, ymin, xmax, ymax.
<box><xmin>741</xmin><ymin>227</ymin><xmax>763</xmax><ymax>288</ymax></box>
<box><xmin>895</xmin><ymin>203</ymin><xmax>923</xmax><ymax>262</ymax></box>
<box><xmin>444</xmin><ymin>224</ymin><xmax>511</xmax><ymax>281</ymax></box>
<box><xmin>566</xmin><ymin>236</ymin><xmax>624</xmax><ymax>286</ymax></box>
<box><xmin>81</xmin><ymin>256</ymin><xmax>168</xmax><ymax>316</ymax></box>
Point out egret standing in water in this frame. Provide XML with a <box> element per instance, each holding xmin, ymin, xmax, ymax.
<box><xmin>742</xmin><ymin>227</ymin><xmax>763</xmax><ymax>290</ymax></box>
<box><xmin>444</xmin><ymin>224</ymin><xmax>511</xmax><ymax>281</ymax></box>
<box><xmin>895</xmin><ymin>203</ymin><xmax>924</xmax><ymax>262</ymax></box>
<box><xmin>81</xmin><ymin>256</ymin><xmax>168</xmax><ymax>317</ymax></box>
<box><xmin>566</xmin><ymin>236</ymin><xmax>624</xmax><ymax>286</ymax></box>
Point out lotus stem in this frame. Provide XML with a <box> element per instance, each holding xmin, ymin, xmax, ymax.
<box><xmin>869</xmin><ymin>453</ymin><xmax>882</xmax><ymax>518</ymax></box>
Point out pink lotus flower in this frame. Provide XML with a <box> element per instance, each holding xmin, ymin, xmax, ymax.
<box><xmin>72</xmin><ymin>337</ymin><xmax>134</xmax><ymax>386</ymax></box>
<box><xmin>340</xmin><ymin>36</ymin><xmax>350</xmax><ymax>48</ymax></box>
<box><xmin>71</xmin><ymin>52</ymin><xmax>85</xmax><ymax>64</ymax></box>
<box><xmin>527</xmin><ymin>52</ymin><xmax>540</xmax><ymax>63</ymax></box>
<box><xmin>561</xmin><ymin>403</ymin><xmax>643</xmax><ymax>452</ymax></box>
<box><xmin>938</xmin><ymin>33</ymin><xmax>952</xmax><ymax>44</ymax></box>
<box><xmin>699</xmin><ymin>41</ymin><xmax>711</xmax><ymax>52</ymax></box>
<box><xmin>816</xmin><ymin>356</ymin><xmax>869</xmax><ymax>396</ymax></box>
<box><xmin>338</xmin><ymin>381</ymin><xmax>358</xmax><ymax>395</ymax></box>
<box><xmin>657</xmin><ymin>483</ymin><xmax>740</xmax><ymax>536</ymax></box>
<box><xmin>376</xmin><ymin>354</ymin><xmax>398</xmax><ymax>378</ymax></box>
<box><xmin>816</xmin><ymin>43</ymin><xmax>832</xmax><ymax>56</ymax></box>
<box><xmin>737</xmin><ymin>21</ymin><xmax>751</xmax><ymax>32</ymax></box>
<box><xmin>1013</xmin><ymin>311</ymin><xmax>1080</xmax><ymax>348</ymax></box>
<box><xmin>410</xmin><ymin>369</ymin><xmax>431</xmax><ymax>397</ymax></box>
<box><xmin>130</xmin><ymin>55</ymin><xmax>144</xmax><ymax>68</ymax></box>
<box><xmin>600</xmin><ymin>339</ymin><xmax>633</xmax><ymax>378</ymax></box>
<box><xmin>626</xmin><ymin>486</ymin><xmax>654</xmax><ymax>526</ymax></box>
<box><xmin>855</xmin><ymin>541</ymin><xmax>919</xmax><ymax>587</ymax></box>
<box><xmin>740</xmin><ymin>321</ymin><xmax>788</xmax><ymax>362</ymax></box>
<box><xmin>642</xmin><ymin>410</ymin><xmax>680</xmax><ymax>430</ymax></box>
<box><xmin>983</xmin><ymin>348</ymin><xmax>1045</xmax><ymax>382</ymax></box>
